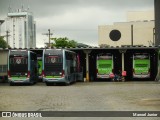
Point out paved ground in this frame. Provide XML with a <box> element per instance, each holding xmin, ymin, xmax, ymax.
<box><xmin>0</xmin><ymin>81</ymin><xmax>160</xmax><ymax>120</ymax></box>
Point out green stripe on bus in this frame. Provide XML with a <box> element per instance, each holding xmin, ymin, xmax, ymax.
<box><xmin>45</xmin><ymin>76</ymin><xmax>61</xmax><ymax>78</ymax></box>
<box><xmin>11</xmin><ymin>77</ymin><xmax>27</xmax><ymax>80</ymax></box>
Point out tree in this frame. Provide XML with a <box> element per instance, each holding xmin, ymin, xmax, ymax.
<box><xmin>0</xmin><ymin>36</ymin><xmax>8</xmax><ymax>49</ymax></box>
<box><xmin>67</xmin><ymin>40</ymin><xmax>77</xmax><ymax>47</ymax></box>
<box><xmin>51</xmin><ymin>37</ymin><xmax>77</xmax><ymax>47</ymax></box>
<box><xmin>99</xmin><ymin>44</ymin><xmax>110</xmax><ymax>48</ymax></box>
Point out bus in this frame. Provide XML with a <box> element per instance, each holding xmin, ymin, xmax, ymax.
<box><xmin>42</xmin><ymin>49</ymin><xmax>78</xmax><ymax>85</ymax></box>
<box><xmin>8</xmin><ymin>50</ymin><xmax>38</xmax><ymax>85</ymax></box>
<box><xmin>133</xmin><ymin>53</ymin><xmax>150</xmax><ymax>78</ymax></box>
<box><xmin>96</xmin><ymin>53</ymin><xmax>114</xmax><ymax>79</ymax></box>
<box><xmin>37</xmin><ymin>56</ymin><xmax>42</xmax><ymax>80</ymax></box>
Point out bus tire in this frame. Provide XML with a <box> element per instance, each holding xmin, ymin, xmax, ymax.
<box><xmin>10</xmin><ymin>82</ymin><xmax>14</xmax><ymax>86</ymax></box>
<box><xmin>65</xmin><ymin>81</ymin><xmax>70</xmax><ymax>86</ymax></box>
<box><xmin>46</xmin><ymin>82</ymin><xmax>50</xmax><ymax>86</ymax></box>
<box><xmin>155</xmin><ymin>78</ymin><xmax>159</xmax><ymax>82</ymax></box>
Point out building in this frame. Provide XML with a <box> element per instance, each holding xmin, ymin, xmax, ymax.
<box><xmin>0</xmin><ymin>20</ymin><xmax>5</xmax><ymax>36</ymax></box>
<box><xmin>127</xmin><ymin>11</ymin><xmax>154</xmax><ymax>22</ymax></box>
<box><xmin>4</xmin><ymin>9</ymin><xmax>36</xmax><ymax>48</ymax></box>
<box><xmin>98</xmin><ymin>11</ymin><xmax>154</xmax><ymax>47</ymax></box>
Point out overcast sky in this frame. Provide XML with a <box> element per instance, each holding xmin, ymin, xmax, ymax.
<box><xmin>0</xmin><ymin>0</ymin><xmax>154</xmax><ymax>47</ymax></box>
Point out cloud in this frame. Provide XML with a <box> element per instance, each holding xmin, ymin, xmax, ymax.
<box><xmin>27</xmin><ymin>0</ymin><xmax>154</xmax><ymax>19</ymax></box>
<box><xmin>0</xmin><ymin>0</ymin><xmax>154</xmax><ymax>47</ymax></box>
<box><xmin>0</xmin><ymin>0</ymin><xmax>154</xmax><ymax>18</ymax></box>
<box><xmin>35</xmin><ymin>7</ymin><xmax>115</xmax><ymax>46</ymax></box>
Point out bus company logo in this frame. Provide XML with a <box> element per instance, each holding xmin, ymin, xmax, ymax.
<box><xmin>51</xmin><ymin>58</ymin><xmax>56</xmax><ymax>63</ymax></box>
<box><xmin>2</xmin><ymin>112</ymin><xmax>11</xmax><ymax>117</ymax></box>
<box><xmin>16</xmin><ymin>59</ymin><xmax>21</xmax><ymax>64</ymax></box>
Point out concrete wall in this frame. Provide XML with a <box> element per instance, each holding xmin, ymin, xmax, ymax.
<box><xmin>0</xmin><ymin>50</ymin><xmax>8</xmax><ymax>76</ymax></box>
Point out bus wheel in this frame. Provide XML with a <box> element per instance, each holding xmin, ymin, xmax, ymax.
<box><xmin>65</xmin><ymin>82</ymin><xmax>70</xmax><ymax>86</ymax></box>
<box><xmin>30</xmin><ymin>81</ymin><xmax>34</xmax><ymax>85</ymax></box>
<box><xmin>155</xmin><ymin>78</ymin><xmax>159</xmax><ymax>82</ymax></box>
<box><xmin>46</xmin><ymin>82</ymin><xmax>50</xmax><ymax>86</ymax></box>
<box><xmin>10</xmin><ymin>82</ymin><xmax>14</xmax><ymax>86</ymax></box>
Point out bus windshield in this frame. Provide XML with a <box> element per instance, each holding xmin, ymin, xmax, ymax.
<box><xmin>9</xmin><ymin>56</ymin><xmax>28</xmax><ymax>75</ymax></box>
<box><xmin>133</xmin><ymin>53</ymin><xmax>150</xmax><ymax>76</ymax></box>
<box><xmin>97</xmin><ymin>54</ymin><xmax>113</xmax><ymax>78</ymax></box>
<box><xmin>44</xmin><ymin>55</ymin><xmax>63</xmax><ymax>76</ymax></box>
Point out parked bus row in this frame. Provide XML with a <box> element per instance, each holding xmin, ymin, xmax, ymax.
<box><xmin>7</xmin><ymin>49</ymin><xmax>81</xmax><ymax>86</ymax></box>
<box><xmin>96</xmin><ymin>53</ymin><xmax>151</xmax><ymax>80</ymax></box>
<box><xmin>0</xmin><ymin>49</ymin><xmax>156</xmax><ymax>85</ymax></box>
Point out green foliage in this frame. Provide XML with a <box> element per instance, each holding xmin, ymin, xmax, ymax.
<box><xmin>0</xmin><ymin>36</ymin><xmax>8</xmax><ymax>49</ymax></box>
<box><xmin>51</xmin><ymin>37</ymin><xmax>77</xmax><ymax>47</ymax></box>
<box><xmin>68</xmin><ymin>40</ymin><xmax>77</xmax><ymax>47</ymax></box>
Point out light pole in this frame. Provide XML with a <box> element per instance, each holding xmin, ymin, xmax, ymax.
<box><xmin>153</xmin><ymin>28</ymin><xmax>155</xmax><ymax>46</ymax></box>
<box><xmin>131</xmin><ymin>24</ymin><xmax>133</xmax><ymax>46</ymax></box>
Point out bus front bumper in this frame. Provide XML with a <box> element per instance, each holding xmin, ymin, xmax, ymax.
<box><xmin>97</xmin><ymin>74</ymin><xmax>110</xmax><ymax>78</ymax></box>
<box><xmin>133</xmin><ymin>74</ymin><xmax>150</xmax><ymax>78</ymax></box>
<box><xmin>8</xmin><ymin>78</ymin><xmax>30</xmax><ymax>83</ymax></box>
<box><xmin>43</xmin><ymin>77</ymin><xmax>66</xmax><ymax>83</ymax></box>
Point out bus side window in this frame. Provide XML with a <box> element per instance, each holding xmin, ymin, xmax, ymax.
<box><xmin>65</xmin><ymin>52</ymin><xmax>76</xmax><ymax>73</ymax></box>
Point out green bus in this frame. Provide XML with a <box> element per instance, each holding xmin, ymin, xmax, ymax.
<box><xmin>133</xmin><ymin>53</ymin><xmax>150</xmax><ymax>78</ymax></box>
<box><xmin>42</xmin><ymin>49</ymin><xmax>78</xmax><ymax>85</ymax></box>
<box><xmin>37</xmin><ymin>56</ymin><xmax>42</xmax><ymax>80</ymax></box>
<box><xmin>96</xmin><ymin>53</ymin><xmax>114</xmax><ymax>78</ymax></box>
<box><xmin>8</xmin><ymin>50</ymin><xmax>38</xmax><ymax>85</ymax></box>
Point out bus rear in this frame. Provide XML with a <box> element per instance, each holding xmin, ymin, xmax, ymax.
<box><xmin>8</xmin><ymin>50</ymin><xmax>30</xmax><ymax>84</ymax></box>
<box><xmin>133</xmin><ymin>53</ymin><xmax>150</xmax><ymax>78</ymax></box>
<box><xmin>42</xmin><ymin>49</ymin><xmax>64</xmax><ymax>84</ymax></box>
<box><xmin>96</xmin><ymin>54</ymin><xmax>113</xmax><ymax>78</ymax></box>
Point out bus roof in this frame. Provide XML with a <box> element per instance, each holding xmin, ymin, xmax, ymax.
<box><xmin>44</xmin><ymin>49</ymin><xmax>76</xmax><ymax>55</ymax></box>
<box><xmin>10</xmin><ymin>50</ymin><xmax>28</xmax><ymax>56</ymax></box>
<box><xmin>44</xmin><ymin>49</ymin><xmax>63</xmax><ymax>55</ymax></box>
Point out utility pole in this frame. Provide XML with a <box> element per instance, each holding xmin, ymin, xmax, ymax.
<box><xmin>153</xmin><ymin>28</ymin><xmax>155</xmax><ymax>46</ymax></box>
<box><xmin>42</xmin><ymin>29</ymin><xmax>53</xmax><ymax>47</ymax></box>
<box><xmin>1</xmin><ymin>30</ymin><xmax>10</xmax><ymax>47</ymax></box>
<box><xmin>131</xmin><ymin>24</ymin><xmax>133</xmax><ymax>46</ymax></box>
<box><xmin>6</xmin><ymin>30</ymin><xmax>10</xmax><ymax>46</ymax></box>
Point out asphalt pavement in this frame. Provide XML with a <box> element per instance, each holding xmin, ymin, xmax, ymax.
<box><xmin>0</xmin><ymin>81</ymin><xmax>160</xmax><ymax>120</ymax></box>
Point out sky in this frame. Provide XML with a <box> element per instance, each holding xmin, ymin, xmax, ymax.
<box><xmin>0</xmin><ymin>0</ymin><xmax>154</xmax><ymax>47</ymax></box>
